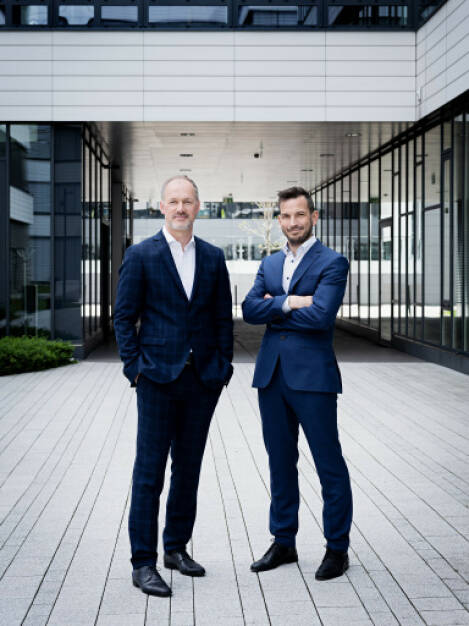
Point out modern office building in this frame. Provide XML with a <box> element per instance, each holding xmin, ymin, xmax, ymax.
<box><xmin>0</xmin><ymin>0</ymin><xmax>468</xmax><ymax>372</ymax></box>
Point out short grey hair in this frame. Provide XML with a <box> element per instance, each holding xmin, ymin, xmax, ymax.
<box><xmin>161</xmin><ymin>175</ymin><xmax>199</xmax><ymax>202</ymax></box>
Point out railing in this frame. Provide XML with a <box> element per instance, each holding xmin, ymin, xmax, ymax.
<box><xmin>0</xmin><ymin>0</ymin><xmax>447</xmax><ymax>30</ymax></box>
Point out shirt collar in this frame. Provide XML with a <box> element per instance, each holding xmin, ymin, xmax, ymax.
<box><xmin>282</xmin><ymin>234</ymin><xmax>316</xmax><ymax>257</ymax></box>
<box><xmin>162</xmin><ymin>225</ymin><xmax>195</xmax><ymax>249</ymax></box>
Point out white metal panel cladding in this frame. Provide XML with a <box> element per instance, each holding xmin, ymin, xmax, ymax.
<box><xmin>0</xmin><ymin>10</ymin><xmax>465</xmax><ymax>122</ymax></box>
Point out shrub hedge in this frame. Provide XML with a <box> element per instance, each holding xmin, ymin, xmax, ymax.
<box><xmin>0</xmin><ymin>336</ymin><xmax>76</xmax><ymax>376</ymax></box>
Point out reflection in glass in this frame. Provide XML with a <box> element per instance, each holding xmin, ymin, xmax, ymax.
<box><xmin>0</xmin><ymin>6</ymin><xmax>6</xmax><ymax>25</ymax></box>
<box><xmin>359</xmin><ymin>165</ymin><xmax>369</xmax><ymax>324</ymax></box>
<box><xmin>415</xmin><ymin>159</ymin><xmax>423</xmax><ymax>339</ymax></box>
<box><xmin>465</xmin><ymin>111</ymin><xmax>469</xmax><ymax>353</ymax></box>
<box><xmin>369</xmin><ymin>160</ymin><xmax>379</xmax><ymax>329</ymax></box>
<box><xmin>380</xmin><ymin>224</ymin><xmax>392</xmax><ymax>341</ymax></box>
<box><xmin>381</xmin><ymin>153</ymin><xmax>392</xmax><ymax>219</ymax></box>
<box><xmin>453</xmin><ymin>115</ymin><xmax>464</xmax><ymax>350</ymax></box>
<box><xmin>13</xmin><ymin>5</ymin><xmax>48</xmax><ymax>25</ymax></box>
<box><xmin>442</xmin><ymin>157</ymin><xmax>451</xmax><ymax>347</ymax></box>
<box><xmin>393</xmin><ymin>153</ymin><xmax>399</xmax><ymax>333</ymax></box>
<box><xmin>423</xmin><ymin>208</ymin><xmax>441</xmax><ymax>344</ymax></box>
<box><xmin>342</xmin><ymin>176</ymin><xmax>350</xmax><ymax>317</ymax></box>
<box><xmin>350</xmin><ymin>170</ymin><xmax>359</xmax><ymax>320</ymax></box>
<box><xmin>9</xmin><ymin>125</ymin><xmax>51</xmax><ymax>337</ymax></box>
<box><xmin>148</xmin><ymin>6</ymin><xmax>228</xmax><ymax>26</ymax></box>
<box><xmin>329</xmin><ymin>5</ymin><xmax>407</xmax><ymax>26</ymax></box>
<box><xmin>59</xmin><ymin>6</ymin><xmax>94</xmax><ymax>25</ymax></box>
<box><xmin>101</xmin><ymin>5</ymin><xmax>138</xmax><ymax>25</ymax></box>
<box><xmin>238</xmin><ymin>5</ymin><xmax>317</xmax><ymax>27</ymax></box>
<box><xmin>407</xmin><ymin>139</ymin><xmax>414</xmax><ymax>336</ymax></box>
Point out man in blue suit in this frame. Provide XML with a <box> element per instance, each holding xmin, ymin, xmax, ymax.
<box><xmin>114</xmin><ymin>175</ymin><xmax>233</xmax><ymax>597</ymax></box>
<box><xmin>242</xmin><ymin>186</ymin><xmax>352</xmax><ymax>580</ymax></box>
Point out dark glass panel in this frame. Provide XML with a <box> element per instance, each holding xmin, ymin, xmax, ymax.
<box><xmin>370</xmin><ymin>159</ymin><xmax>379</xmax><ymax>330</ymax></box>
<box><xmin>393</xmin><ymin>148</ymin><xmax>399</xmax><ymax>333</ymax></box>
<box><xmin>329</xmin><ymin>4</ymin><xmax>407</xmax><ymax>27</ymax></box>
<box><xmin>148</xmin><ymin>6</ymin><xmax>228</xmax><ymax>26</ymax></box>
<box><xmin>442</xmin><ymin>157</ymin><xmax>451</xmax><ymax>347</ymax></box>
<box><xmin>359</xmin><ymin>164</ymin><xmax>369</xmax><ymax>324</ymax></box>
<box><xmin>342</xmin><ymin>174</ymin><xmax>350</xmax><ymax>317</ymax></box>
<box><xmin>101</xmin><ymin>4</ymin><xmax>138</xmax><ymax>25</ymax></box>
<box><xmin>9</xmin><ymin>124</ymin><xmax>51</xmax><ymax>338</ymax></box>
<box><xmin>0</xmin><ymin>6</ymin><xmax>6</xmax><ymax>25</ymax></box>
<box><xmin>380</xmin><ymin>222</ymin><xmax>392</xmax><ymax>341</ymax></box>
<box><xmin>12</xmin><ymin>5</ymin><xmax>48</xmax><ymax>25</ymax></box>
<box><xmin>419</xmin><ymin>0</ymin><xmax>446</xmax><ymax>22</ymax></box>
<box><xmin>0</xmin><ymin>124</ymin><xmax>5</xmax><ymax>158</ymax></box>
<box><xmin>350</xmin><ymin>169</ymin><xmax>359</xmax><ymax>321</ymax></box>
<box><xmin>54</xmin><ymin>126</ymin><xmax>82</xmax><ymax>342</ymax></box>
<box><xmin>464</xmin><ymin>111</ymin><xmax>469</xmax><ymax>353</ymax></box>
<box><xmin>58</xmin><ymin>5</ymin><xmax>94</xmax><ymax>25</ymax></box>
<box><xmin>415</xmin><ymin>158</ymin><xmax>423</xmax><ymax>339</ymax></box>
<box><xmin>381</xmin><ymin>152</ymin><xmax>392</xmax><ymax>219</ymax></box>
<box><xmin>407</xmin><ymin>139</ymin><xmax>415</xmax><ymax>336</ymax></box>
<box><xmin>423</xmin><ymin>125</ymin><xmax>441</xmax><ymax>345</ymax></box>
<box><xmin>0</xmin><ymin>125</ymin><xmax>6</xmax><ymax>337</ymax></box>
<box><xmin>238</xmin><ymin>5</ymin><xmax>317</xmax><ymax>27</ymax></box>
<box><xmin>453</xmin><ymin>114</ymin><xmax>464</xmax><ymax>351</ymax></box>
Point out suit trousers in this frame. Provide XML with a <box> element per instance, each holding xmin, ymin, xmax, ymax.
<box><xmin>129</xmin><ymin>365</ymin><xmax>221</xmax><ymax>569</ymax></box>
<box><xmin>258</xmin><ymin>361</ymin><xmax>352</xmax><ymax>552</ymax></box>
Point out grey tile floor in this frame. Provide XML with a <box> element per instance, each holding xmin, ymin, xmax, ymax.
<box><xmin>0</xmin><ymin>326</ymin><xmax>469</xmax><ymax>625</ymax></box>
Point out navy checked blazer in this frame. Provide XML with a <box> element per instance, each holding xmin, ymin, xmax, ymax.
<box><xmin>113</xmin><ymin>229</ymin><xmax>234</xmax><ymax>390</ymax></box>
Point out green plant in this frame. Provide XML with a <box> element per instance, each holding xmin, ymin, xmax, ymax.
<box><xmin>0</xmin><ymin>336</ymin><xmax>76</xmax><ymax>376</ymax></box>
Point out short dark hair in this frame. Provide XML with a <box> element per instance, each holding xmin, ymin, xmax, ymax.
<box><xmin>277</xmin><ymin>186</ymin><xmax>315</xmax><ymax>213</ymax></box>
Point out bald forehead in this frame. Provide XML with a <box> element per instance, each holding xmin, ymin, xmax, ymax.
<box><xmin>163</xmin><ymin>178</ymin><xmax>198</xmax><ymax>202</ymax></box>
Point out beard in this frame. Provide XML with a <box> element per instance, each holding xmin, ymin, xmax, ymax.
<box><xmin>168</xmin><ymin>214</ymin><xmax>193</xmax><ymax>231</ymax></box>
<box><xmin>284</xmin><ymin>222</ymin><xmax>313</xmax><ymax>247</ymax></box>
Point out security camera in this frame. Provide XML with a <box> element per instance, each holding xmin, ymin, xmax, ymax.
<box><xmin>254</xmin><ymin>153</ymin><xmax>260</xmax><ymax>159</ymax></box>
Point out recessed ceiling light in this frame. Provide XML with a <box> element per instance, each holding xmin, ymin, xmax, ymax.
<box><xmin>345</xmin><ymin>132</ymin><xmax>361</xmax><ymax>137</ymax></box>
<box><xmin>180</xmin><ymin>132</ymin><xmax>195</xmax><ymax>137</ymax></box>
<box><xmin>287</xmin><ymin>180</ymin><xmax>298</xmax><ymax>183</ymax></box>
<box><xmin>301</xmin><ymin>169</ymin><xmax>313</xmax><ymax>172</ymax></box>
<box><xmin>179</xmin><ymin>169</ymin><xmax>192</xmax><ymax>172</ymax></box>
<box><xmin>320</xmin><ymin>153</ymin><xmax>335</xmax><ymax>157</ymax></box>
<box><xmin>179</xmin><ymin>153</ymin><xmax>193</xmax><ymax>157</ymax></box>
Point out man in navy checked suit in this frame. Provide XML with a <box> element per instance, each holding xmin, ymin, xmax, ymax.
<box><xmin>114</xmin><ymin>175</ymin><xmax>233</xmax><ymax>597</ymax></box>
<box><xmin>242</xmin><ymin>187</ymin><xmax>352</xmax><ymax>581</ymax></box>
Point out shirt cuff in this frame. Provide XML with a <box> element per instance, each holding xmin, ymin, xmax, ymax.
<box><xmin>282</xmin><ymin>296</ymin><xmax>292</xmax><ymax>314</ymax></box>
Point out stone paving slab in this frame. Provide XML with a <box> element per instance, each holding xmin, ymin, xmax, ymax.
<box><xmin>0</xmin><ymin>328</ymin><xmax>468</xmax><ymax>625</ymax></box>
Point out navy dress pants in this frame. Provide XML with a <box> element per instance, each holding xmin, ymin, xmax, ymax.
<box><xmin>129</xmin><ymin>366</ymin><xmax>221</xmax><ymax>569</ymax></box>
<box><xmin>258</xmin><ymin>361</ymin><xmax>352</xmax><ymax>552</ymax></box>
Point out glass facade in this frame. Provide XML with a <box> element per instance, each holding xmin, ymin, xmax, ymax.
<box><xmin>0</xmin><ymin>0</ymin><xmax>447</xmax><ymax>29</ymax></box>
<box><xmin>314</xmin><ymin>93</ymin><xmax>469</xmax><ymax>363</ymax></box>
<box><xmin>0</xmin><ymin>123</ymin><xmax>113</xmax><ymax>354</ymax></box>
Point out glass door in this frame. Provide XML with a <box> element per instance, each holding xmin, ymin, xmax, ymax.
<box><xmin>380</xmin><ymin>219</ymin><xmax>392</xmax><ymax>341</ymax></box>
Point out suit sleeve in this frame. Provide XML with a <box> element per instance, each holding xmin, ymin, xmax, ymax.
<box><xmin>215</xmin><ymin>249</ymin><xmax>234</xmax><ymax>364</ymax></box>
<box><xmin>270</xmin><ymin>256</ymin><xmax>349</xmax><ymax>332</ymax></box>
<box><xmin>242</xmin><ymin>258</ymin><xmax>288</xmax><ymax>325</ymax></box>
<box><xmin>113</xmin><ymin>244</ymin><xmax>144</xmax><ymax>386</ymax></box>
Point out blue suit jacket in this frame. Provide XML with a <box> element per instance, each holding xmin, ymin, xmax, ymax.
<box><xmin>242</xmin><ymin>240</ymin><xmax>348</xmax><ymax>393</ymax></box>
<box><xmin>114</xmin><ymin>230</ymin><xmax>233</xmax><ymax>390</ymax></box>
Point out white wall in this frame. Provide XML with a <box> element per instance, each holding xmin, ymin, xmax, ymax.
<box><xmin>416</xmin><ymin>0</ymin><xmax>469</xmax><ymax>119</ymax></box>
<box><xmin>0</xmin><ymin>30</ymin><xmax>415</xmax><ymax>122</ymax></box>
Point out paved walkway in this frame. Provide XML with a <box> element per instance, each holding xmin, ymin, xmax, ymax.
<box><xmin>1</xmin><ymin>326</ymin><xmax>469</xmax><ymax>626</ymax></box>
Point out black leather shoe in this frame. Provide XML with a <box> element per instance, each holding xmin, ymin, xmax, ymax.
<box><xmin>164</xmin><ymin>550</ymin><xmax>205</xmax><ymax>577</ymax></box>
<box><xmin>315</xmin><ymin>548</ymin><xmax>349</xmax><ymax>580</ymax></box>
<box><xmin>250</xmin><ymin>542</ymin><xmax>298</xmax><ymax>573</ymax></box>
<box><xmin>132</xmin><ymin>565</ymin><xmax>172</xmax><ymax>597</ymax></box>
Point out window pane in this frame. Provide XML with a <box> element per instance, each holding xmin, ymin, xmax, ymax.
<box><xmin>381</xmin><ymin>152</ymin><xmax>392</xmax><ymax>219</ymax></box>
<box><xmin>453</xmin><ymin>114</ymin><xmax>464</xmax><ymax>351</ymax></box>
<box><xmin>329</xmin><ymin>5</ymin><xmax>407</xmax><ymax>27</ymax></box>
<box><xmin>350</xmin><ymin>170</ymin><xmax>359</xmax><ymax>321</ymax></box>
<box><xmin>370</xmin><ymin>159</ymin><xmax>379</xmax><ymax>330</ymax></box>
<box><xmin>9</xmin><ymin>125</ymin><xmax>51</xmax><ymax>338</ymax></box>
<box><xmin>342</xmin><ymin>175</ymin><xmax>350</xmax><ymax>317</ymax></box>
<box><xmin>238</xmin><ymin>5</ymin><xmax>317</xmax><ymax>27</ymax></box>
<box><xmin>423</xmin><ymin>208</ymin><xmax>441</xmax><ymax>344</ymax></box>
<box><xmin>0</xmin><ymin>6</ymin><xmax>6</xmax><ymax>25</ymax></box>
<box><xmin>442</xmin><ymin>157</ymin><xmax>451</xmax><ymax>347</ymax></box>
<box><xmin>464</xmin><ymin>111</ymin><xmax>469</xmax><ymax>353</ymax></box>
<box><xmin>415</xmin><ymin>160</ymin><xmax>423</xmax><ymax>339</ymax></box>
<box><xmin>101</xmin><ymin>5</ymin><xmax>138</xmax><ymax>25</ymax></box>
<box><xmin>148</xmin><ymin>6</ymin><xmax>228</xmax><ymax>26</ymax></box>
<box><xmin>359</xmin><ymin>165</ymin><xmax>369</xmax><ymax>324</ymax></box>
<box><xmin>59</xmin><ymin>5</ymin><xmax>94</xmax><ymax>25</ymax></box>
<box><xmin>13</xmin><ymin>5</ymin><xmax>48</xmax><ymax>25</ymax></box>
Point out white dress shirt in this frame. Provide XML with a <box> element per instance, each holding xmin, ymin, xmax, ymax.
<box><xmin>281</xmin><ymin>235</ymin><xmax>317</xmax><ymax>313</ymax></box>
<box><xmin>162</xmin><ymin>226</ymin><xmax>196</xmax><ymax>300</ymax></box>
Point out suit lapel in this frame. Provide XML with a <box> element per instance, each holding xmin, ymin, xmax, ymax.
<box><xmin>269</xmin><ymin>250</ymin><xmax>286</xmax><ymax>294</ymax></box>
<box><xmin>190</xmin><ymin>237</ymin><xmax>203</xmax><ymax>303</ymax></box>
<box><xmin>153</xmin><ymin>230</ymin><xmax>188</xmax><ymax>301</ymax></box>
<box><xmin>289</xmin><ymin>239</ymin><xmax>322</xmax><ymax>293</ymax></box>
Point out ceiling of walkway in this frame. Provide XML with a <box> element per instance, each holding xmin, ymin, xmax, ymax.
<box><xmin>97</xmin><ymin>121</ymin><xmax>410</xmax><ymax>206</ymax></box>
